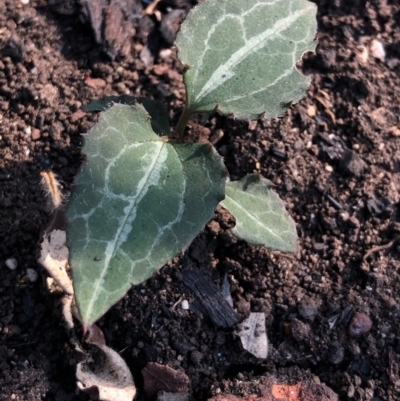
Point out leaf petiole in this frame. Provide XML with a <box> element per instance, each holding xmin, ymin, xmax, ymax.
<box><xmin>175</xmin><ymin>107</ymin><xmax>193</xmax><ymax>140</ymax></box>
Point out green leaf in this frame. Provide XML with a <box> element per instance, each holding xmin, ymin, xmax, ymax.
<box><xmin>83</xmin><ymin>96</ymin><xmax>170</xmax><ymax>136</ymax></box>
<box><xmin>176</xmin><ymin>0</ymin><xmax>317</xmax><ymax>120</ymax></box>
<box><xmin>138</xmin><ymin>99</ymin><xmax>170</xmax><ymax>136</ymax></box>
<box><xmin>66</xmin><ymin>104</ymin><xmax>226</xmax><ymax>326</ymax></box>
<box><xmin>220</xmin><ymin>174</ymin><xmax>297</xmax><ymax>252</ymax></box>
<box><xmin>83</xmin><ymin>96</ymin><xmax>136</xmax><ymax>112</ymax></box>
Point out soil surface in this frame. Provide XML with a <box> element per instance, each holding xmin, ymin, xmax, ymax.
<box><xmin>1</xmin><ymin>0</ymin><xmax>400</xmax><ymax>400</ymax></box>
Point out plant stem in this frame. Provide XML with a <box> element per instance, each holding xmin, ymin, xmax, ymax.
<box><xmin>176</xmin><ymin>107</ymin><xmax>192</xmax><ymax>140</ymax></box>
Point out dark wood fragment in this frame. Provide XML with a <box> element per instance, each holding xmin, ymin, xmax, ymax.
<box><xmin>79</xmin><ymin>0</ymin><xmax>141</xmax><ymax>59</ymax></box>
<box><xmin>182</xmin><ymin>268</ymin><xmax>240</xmax><ymax>329</ymax></box>
<box><xmin>326</xmin><ymin>194</ymin><xmax>342</xmax><ymax>210</ymax></box>
<box><xmin>271</xmin><ymin>147</ymin><xmax>287</xmax><ymax>160</ymax></box>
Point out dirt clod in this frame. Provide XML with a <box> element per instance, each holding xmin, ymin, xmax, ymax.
<box><xmin>339</xmin><ymin>150</ymin><xmax>367</xmax><ymax>177</ymax></box>
<box><xmin>291</xmin><ymin>318</ymin><xmax>311</xmax><ymax>343</ymax></box>
<box><xmin>298</xmin><ymin>298</ymin><xmax>318</xmax><ymax>321</ymax></box>
<box><xmin>348</xmin><ymin>312</ymin><xmax>373</xmax><ymax>337</ymax></box>
<box><xmin>328</xmin><ymin>346</ymin><xmax>345</xmax><ymax>365</ymax></box>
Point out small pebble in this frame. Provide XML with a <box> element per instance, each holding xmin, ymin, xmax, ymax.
<box><xmin>307</xmin><ymin>105</ymin><xmax>316</xmax><ymax>117</ymax></box>
<box><xmin>340</xmin><ymin>150</ymin><xmax>366</xmax><ymax>177</ymax></box>
<box><xmin>387</xmin><ymin>58</ymin><xmax>400</xmax><ymax>69</ymax></box>
<box><xmin>328</xmin><ymin>345</ymin><xmax>344</xmax><ymax>364</ymax></box>
<box><xmin>181</xmin><ymin>300</ymin><xmax>189</xmax><ymax>310</ymax></box>
<box><xmin>20</xmin><ymin>0</ymin><xmax>29</xmax><ymax>4</ymax></box>
<box><xmin>357</xmin><ymin>46</ymin><xmax>369</xmax><ymax>64</ymax></box>
<box><xmin>389</xmin><ymin>126</ymin><xmax>400</xmax><ymax>137</ymax></box>
<box><xmin>298</xmin><ymin>298</ymin><xmax>318</xmax><ymax>321</ymax></box>
<box><xmin>294</xmin><ymin>139</ymin><xmax>304</xmax><ymax>151</ymax></box>
<box><xmin>348</xmin><ymin>312</ymin><xmax>372</xmax><ymax>337</ymax></box>
<box><xmin>209</xmin><ymin>129</ymin><xmax>224</xmax><ymax>145</ymax></box>
<box><xmin>236</xmin><ymin>296</ymin><xmax>251</xmax><ymax>315</ymax></box>
<box><xmin>5</xmin><ymin>258</ymin><xmax>18</xmax><ymax>270</ymax></box>
<box><xmin>159</xmin><ymin>49</ymin><xmax>172</xmax><ymax>59</ymax></box>
<box><xmin>85</xmin><ymin>77</ymin><xmax>107</xmax><ymax>89</ymax></box>
<box><xmin>248</xmin><ymin>120</ymin><xmax>258</xmax><ymax>130</ymax></box>
<box><xmin>291</xmin><ymin>318</ymin><xmax>311</xmax><ymax>342</ymax></box>
<box><xmin>31</xmin><ymin>128</ymin><xmax>41</xmax><ymax>140</ymax></box>
<box><xmin>370</xmin><ymin>39</ymin><xmax>385</xmax><ymax>61</ymax></box>
<box><xmin>208</xmin><ymin>220</ymin><xmax>220</xmax><ymax>235</ymax></box>
<box><xmin>26</xmin><ymin>268</ymin><xmax>38</xmax><ymax>282</ymax></box>
<box><xmin>190</xmin><ymin>350</ymin><xmax>203</xmax><ymax>365</ymax></box>
<box><xmin>325</xmin><ymin>164</ymin><xmax>333</xmax><ymax>172</ymax></box>
<box><xmin>214</xmin><ymin>331</ymin><xmax>225</xmax><ymax>346</ymax></box>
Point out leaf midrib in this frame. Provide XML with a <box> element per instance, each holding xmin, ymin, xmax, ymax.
<box><xmin>85</xmin><ymin>141</ymin><xmax>166</xmax><ymax>322</ymax></box>
<box><xmin>224</xmin><ymin>192</ymin><xmax>288</xmax><ymax>246</ymax></box>
<box><xmin>193</xmin><ymin>5</ymin><xmax>313</xmax><ymax>104</ymax></box>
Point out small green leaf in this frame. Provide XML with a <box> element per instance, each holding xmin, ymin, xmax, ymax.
<box><xmin>84</xmin><ymin>96</ymin><xmax>170</xmax><ymax>136</ymax></box>
<box><xmin>220</xmin><ymin>174</ymin><xmax>297</xmax><ymax>252</ymax></box>
<box><xmin>138</xmin><ymin>99</ymin><xmax>170</xmax><ymax>136</ymax></box>
<box><xmin>83</xmin><ymin>96</ymin><xmax>136</xmax><ymax>112</ymax></box>
<box><xmin>66</xmin><ymin>104</ymin><xmax>226</xmax><ymax>326</ymax></box>
<box><xmin>176</xmin><ymin>0</ymin><xmax>317</xmax><ymax>119</ymax></box>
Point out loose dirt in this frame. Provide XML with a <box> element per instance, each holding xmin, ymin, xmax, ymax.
<box><xmin>1</xmin><ymin>0</ymin><xmax>400</xmax><ymax>400</ymax></box>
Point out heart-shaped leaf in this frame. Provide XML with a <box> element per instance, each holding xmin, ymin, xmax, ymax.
<box><xmin>220</xmin><ymin>174</ymin><xmax>297</xmax><ymax>252</ymax></box>
<box><xmin>176</xmin><ymin>0</ymin><xmax>317</xmax><ymax>119</ymax></box>
<box><xmin>66</xmin><ymin>104</ymin><xmax>226</xmax><ymax>326</ymax></box>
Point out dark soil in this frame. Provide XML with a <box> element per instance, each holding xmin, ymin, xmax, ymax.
<box><xmin>1</xmin><ymin>0</ymin><xmax>400</xmax><ymax>400</ymax></box>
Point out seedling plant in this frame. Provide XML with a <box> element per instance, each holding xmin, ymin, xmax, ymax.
<box><xmin>65</xmin><ymin>0</ymin><xmax>317</xmax><ymax>329</ymax></box>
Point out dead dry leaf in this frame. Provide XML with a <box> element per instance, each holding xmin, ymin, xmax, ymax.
<box><xmin>315</xmin><ymin>95</ymin><xmax>336</xmax><ymax>124</ymax></box>
<box><xmin>237</xmin><ymin>312</ymin><xmax>268</xmax><ymax>359</ymax></box>
<box><xmin>38</xmin><ymin>229</ymin><xmax>73</xmax><ymax>295</ymax></box>
<box><xmin>77</xmin><ymin>342</ymin><xmax>136</xmax><ymax>401</ymax></box>
<box><xmin>38</xmin><ymin>230</ymin><xmax>136</xmax><ymax>400</ymax></box>
<box><xmin>318</xmin><ymin>89</ymin><xmax>331</xmax><ymax>100</ymax></box>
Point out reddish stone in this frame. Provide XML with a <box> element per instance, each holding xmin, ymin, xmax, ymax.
<box><xmin>142</xmin><ymin>362</ymin><xmax>190</xmax><ymax>398</ymax></box>
<box><xmin>70</xmin><ymin>109</ymin><xmax>86</xmax><ymax>122</ymax></box>
<box><xmin>208</xmin><ymin>379</ymin><xmax>338</xmax><ymax>401</ymax></box>
<box><xmin>348</xmin><ymin>312</ymin><xmax>373</xmax><ymax>337</ymax></box>
<box><xmin>85</xmin><ymin>77</ymin><xmax>107</xmax><ymax>89</ymax></box>
<box><xmin>31</xmin><ymin>128</ymin><xmax>41</xmax><ymax>140</ymax></box>
<box><xmin>299</xmin><ymin>380</ymin><xmax>338</xmax><ymax>401</ymax></box>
